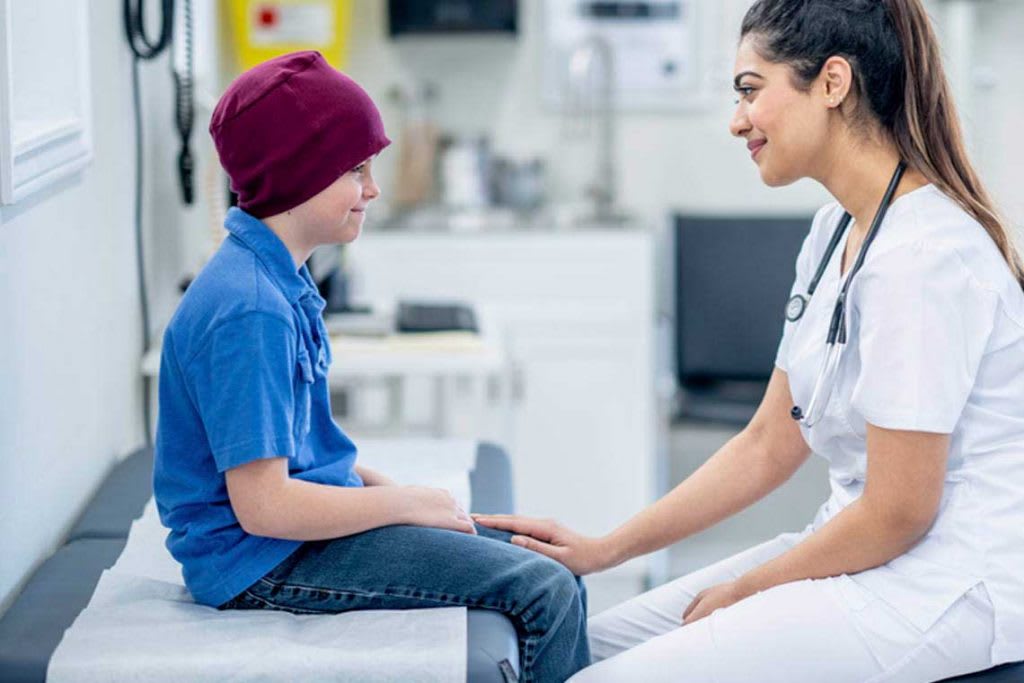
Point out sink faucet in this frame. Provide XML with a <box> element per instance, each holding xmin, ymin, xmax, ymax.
<box><xmin>565</xmin><ymin>33</ymin><xmax>617</xmax><ymax>222</ymax></box>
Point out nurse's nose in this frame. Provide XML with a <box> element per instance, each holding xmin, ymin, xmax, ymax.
<box><xmin>729</xmin><ymin>104</ymin><xmax>751</xmax><ymax>139</ymax></box>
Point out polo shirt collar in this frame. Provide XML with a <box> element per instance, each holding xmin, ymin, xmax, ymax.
<box><xmin>224</xmin><ymin>207</ymin><xmax>332</xmax><ymax>380</ymax></box>
<box><xmin>224</xmin><ymin>207</ymin><xmax>314</xmax><ymax>304</ymax></box>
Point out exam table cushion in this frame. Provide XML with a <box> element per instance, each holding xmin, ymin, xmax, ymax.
<box><xmin>0</xmin><ymin>539</ymin><xmax>126</xmax><ymax>683</ymax></box>
<box><xmin>0</xmin><ymin>443</ymin><xmax>521</xmax><ymax>683</ymax></box>
<box><xmin>470</xmin><ymin>441</ymin><xmax>515</xmax><ymax>515</ymax></box>
<box><xmin>66</xmin><ymin>448</ymin><xmax>156</xmax><ymax>541</ymax></box>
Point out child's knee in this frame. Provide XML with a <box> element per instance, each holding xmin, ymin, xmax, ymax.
<box><xmin>520</xmin><ymin>555</ymin><xmax>584</xmax><ymax>616</ymax></box>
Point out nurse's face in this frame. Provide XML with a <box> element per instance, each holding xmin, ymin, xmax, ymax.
<box><xmin>729</xmin><ymin>35</ymin><xmax>831</xmax><ymax>187</ymax></box>
<box><xmin>301</xmin><ymin>157</ymin><xmax>381</xmax><ymax>246</ymax></box>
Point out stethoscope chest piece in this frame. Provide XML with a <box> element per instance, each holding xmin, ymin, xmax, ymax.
<box><xmin>785</xmin><ymin>294</ymin><xmax>807</xmax><ymax>322</ymax></box>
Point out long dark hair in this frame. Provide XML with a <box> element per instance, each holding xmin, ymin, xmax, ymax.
<box><xmin>741</xmin><ymin>0</ymin><xmax>1024</xmax><ymax>288</ymax></box>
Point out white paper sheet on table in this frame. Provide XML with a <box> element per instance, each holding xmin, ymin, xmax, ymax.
<box><xmin>48</xmin><ymin>438</ymin><xmax>479</xmax><ymax>683</ymax></box>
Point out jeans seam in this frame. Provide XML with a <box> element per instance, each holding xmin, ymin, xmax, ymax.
<box><xmin>256</xmin><ymin>575</ymin><xmax>519</xmax><ymax>612</ymax></box>
<box><xmin>242</xmin><ymin>589</ymin><xmax>330</xmax><ymax>615</ymax></box>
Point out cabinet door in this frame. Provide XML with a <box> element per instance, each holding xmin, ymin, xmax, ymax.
<box><xmin>506</xmin><ymin>325</ymin><xmax>656</xmax><ymax>540</ymax></box>
<box><xmin>345</xmin><ymin>233</ymin><xmax>662</xmax><ymax>574</ymax></box>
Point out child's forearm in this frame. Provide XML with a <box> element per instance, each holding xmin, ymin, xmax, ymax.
<box><xmin>252</xmin><ymin>478</ymin><xmax>408</xmax><ymax>541</ymax></box>
<box><xmin>354</xmin><ymin>464</ymin><xmax>397</xmax><ymax>486</ymax></box>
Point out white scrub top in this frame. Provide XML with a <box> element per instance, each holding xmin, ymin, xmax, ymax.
<box><xmin>777</xmin><ymin>185</ymin><xmax>1024</xmax><ymax>666</ymax></box>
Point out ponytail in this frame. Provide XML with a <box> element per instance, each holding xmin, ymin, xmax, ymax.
<box><xmin>742</xmin><ymin>0</ymin><xmax>1024</xmax><ymax>288</ymax></box>
<box><xmin>884</xmin><ymin>0</ymin><xmax>1024</xmax><ymax>287</ymax></box>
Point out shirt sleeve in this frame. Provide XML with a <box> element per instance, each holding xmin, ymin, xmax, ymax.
<box><xmin>775</xmin><ymin>206</ymin><xmax>832</xmax><ymax>372</ymax></box>
<box><xmin>186</xmin><ymin>311</ymin><xmax>299</xmax><ymax>472</ymax></box>
<box><xmin>849</xmin><ymin>241</ymin><xmax>998</xmax><ymax>433</ymax></box>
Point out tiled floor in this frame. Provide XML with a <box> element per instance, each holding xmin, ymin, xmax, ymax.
<box><xmin>585</xmin><ymin>420</ymin><xmax>831</xmax><ymax>616</ymax></box>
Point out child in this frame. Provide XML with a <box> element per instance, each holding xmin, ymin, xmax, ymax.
<box><xmin>152</xmin><ymin>51</ymin><xmax>589</xmax><ymax>682</ymax></box>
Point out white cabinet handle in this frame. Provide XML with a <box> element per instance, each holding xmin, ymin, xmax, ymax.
<box><xmin>510</xmin><ymin>361</ymin><xmax>526</xmax><ymax>403</ymax></box>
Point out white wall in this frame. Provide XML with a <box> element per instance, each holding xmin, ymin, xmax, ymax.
<box><xmin>0</xmin><ymin>1</ymin><xmax>147</xmax><ymax>614</ymax></box>
<box><xmin>969</xmin><ymin>0</ymin><xmax>1024</xmax><ymax>232</ymax></box>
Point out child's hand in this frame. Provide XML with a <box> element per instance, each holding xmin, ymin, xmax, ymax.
<box><xmin>397</xmin><ymin>486</ymin><xmax>477</xmax><ymax>535</ymax></box>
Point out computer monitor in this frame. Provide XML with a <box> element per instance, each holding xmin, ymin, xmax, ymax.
<box><xmin>673</xmin><ymin>213</ymin><xmax>812</xmax><ymax>421</ymax></box>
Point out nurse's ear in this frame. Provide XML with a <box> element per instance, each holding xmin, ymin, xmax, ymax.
<box><xmin>817</xmin><ymin>56</ymin><xmax>854</xmax><ymax>111</ymax></box>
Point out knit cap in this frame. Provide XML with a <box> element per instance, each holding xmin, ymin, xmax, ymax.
<box><xmin>210</xmin><ymin>51</ymin><xmax>390</xmax><ymax>218</ymax></box>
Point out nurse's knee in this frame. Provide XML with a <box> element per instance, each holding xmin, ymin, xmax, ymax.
<box><xmin>586</xmin><ymin>611</ymin><xmax>621</xmax><ymax>663</ymax></box>
<box><xmin>567</xmin><ymin>652</ymin><xmax>629</xmax><ymax>683</ymax></box>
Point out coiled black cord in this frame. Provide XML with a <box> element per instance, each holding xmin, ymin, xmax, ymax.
<box><xmin>173</xmin><ymin>0</ymin><xmax>195</xmax><ymax>205</ymax></box>
<box><xmin>124</xmin><ymin>0</ymin><xmax>176</xmax><ymax>446</ymax></box>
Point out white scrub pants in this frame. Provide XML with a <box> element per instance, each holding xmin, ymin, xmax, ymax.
<box><xmin>573</xmin><ymin>532</ymin><xmax>994</xmax><ymax>683</ymax></box>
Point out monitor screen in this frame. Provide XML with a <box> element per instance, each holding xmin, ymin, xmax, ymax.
<box><xmin>673</xmin><ymin>213</ymin><xmax>812</xmax><ymax>384</ymax></box>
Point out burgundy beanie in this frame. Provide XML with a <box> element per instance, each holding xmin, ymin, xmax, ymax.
<box><xmin>210</xmin><ymin>51</ymin><xmax>390</xmax><ymax>218</ymax></box>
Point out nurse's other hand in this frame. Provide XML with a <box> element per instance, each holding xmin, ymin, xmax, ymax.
<box><xmin>471</xmin><ymin>514</ymin><xmax>610</xmax><ymax>575</ymax></box>
<box><xmin>681</xmin><ymin>580</ymin><xmax>748</xmax><ymax>625</ymax></box>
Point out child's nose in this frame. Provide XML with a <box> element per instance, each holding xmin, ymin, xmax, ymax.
<box><xmin>364</xmin><ymin>176</ymin><xmax>380</xmax><ymax>200</ymax></box>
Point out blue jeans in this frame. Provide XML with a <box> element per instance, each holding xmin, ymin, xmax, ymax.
<box><xmin>218</xmin><ymin>523</ymin><xmax>591</xmax><ymax>682</ymax></box>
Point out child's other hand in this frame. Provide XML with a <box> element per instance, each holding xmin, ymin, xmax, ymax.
<box><xmin>354</xmin><ymin>464</ymin><xmax>397</xmax><ymax>487</ymax></box>
<box><xmin>398</xmin><ymin>486</ymin><xmax>477</xmax><ymax>535</ymax></box>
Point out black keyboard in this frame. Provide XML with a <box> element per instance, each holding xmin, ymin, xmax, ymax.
<box><xmin>396</xmin><ymin>302</ymin><xmax>478</xmax><ymax>333</ymax></box>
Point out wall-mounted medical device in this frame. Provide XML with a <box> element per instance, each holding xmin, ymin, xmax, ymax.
<box><xmin>225</xmin><ymin>0</ymin><xmax>353</xmax><ymax>71</ymax></box>
<box><xmin>542</xmin><ymin>0</ymin><xmax>719</xmax><ymax>112</ymax></box>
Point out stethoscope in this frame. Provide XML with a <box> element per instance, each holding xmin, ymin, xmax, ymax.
<box><xmin>789</xmin><ymin>160</ymin><xmax>907</xmax><ymax>427</ymax></box>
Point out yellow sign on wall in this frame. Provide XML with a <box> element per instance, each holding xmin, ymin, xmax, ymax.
<box><xmin>225</xmin><ymin>0</ymin><xmax>353</xmax><ymax>72</ymax></box>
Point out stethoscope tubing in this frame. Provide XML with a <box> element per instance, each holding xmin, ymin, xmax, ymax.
<box><xmin>790</xmin><ymin>161</ymin><xmax>908</xmax><ymax>426</ymax></box>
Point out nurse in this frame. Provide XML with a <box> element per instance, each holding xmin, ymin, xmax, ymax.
<box><xmin>475</xmin><ymin>0</ymin><xmax>1024</xmax><ymax>680</ymax></box>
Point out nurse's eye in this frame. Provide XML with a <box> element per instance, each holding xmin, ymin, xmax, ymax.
<box><xmin>733</xmin><ymin>85</ymin><xmax>756</xmax><ymax>104</ymax></box>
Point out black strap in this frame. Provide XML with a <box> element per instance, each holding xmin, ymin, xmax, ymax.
<box><xmin>829</xmin><ymin>160</ymin><xmax>908</xmax><ymax>344</ymax></box>
<box><xmin>807</xmin><ymin>212</ymin><xmax>852</xmax><ymax>297</ymax></box>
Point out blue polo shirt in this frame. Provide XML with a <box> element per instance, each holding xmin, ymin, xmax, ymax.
<box><xmin>153</xmin><ymin>207</ymin><xmax>363</xmax><ymax>608</ymax></box>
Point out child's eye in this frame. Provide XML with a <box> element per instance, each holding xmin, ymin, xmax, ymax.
<box><xmin>352</xmin><ymin>163</ymin><xmax>366</xmax><ymax>174</ymax></box>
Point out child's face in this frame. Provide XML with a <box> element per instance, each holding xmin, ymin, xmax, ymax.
<box><xmin>299</xmin><ymin>157</ymin><xmax>380</xmax><ymax>246</ymax></box>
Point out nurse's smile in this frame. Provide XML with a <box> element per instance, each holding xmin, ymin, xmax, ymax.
<box><xmin>747</xmin><ymin>138</ymin><xmax>766</xmax><ymax>160</ymax></box>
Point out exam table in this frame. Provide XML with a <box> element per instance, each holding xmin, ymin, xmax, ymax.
<box><xmin>0</xmin><ymin>444</ymin><xmax>521</xmax><ymax>683</ymax></box>
<box><xmin>2</xmin><ymin>448</ymin><xmax>1021</xmax><ymax>682</ymax></box>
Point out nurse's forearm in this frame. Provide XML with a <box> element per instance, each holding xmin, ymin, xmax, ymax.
<box><xmin>734</xmin><ymin>498</ymin><xmax>928</xmax><ymax>597</ymax></box>
<box><xmin>603</xmin><ymin>428</ymin><xmax>800</xmax><ymax>568</ymax></box>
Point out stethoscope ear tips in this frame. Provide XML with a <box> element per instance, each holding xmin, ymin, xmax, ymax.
<box><xmin>791</xmin><ymin>406</ymin><xmax>804</xmax><ymax>421</ymax></box>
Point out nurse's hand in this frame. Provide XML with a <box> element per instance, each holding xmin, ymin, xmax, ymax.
<box><xmin>471</xmin><ymin>514</ymin><xmax>611</xmax><ymax>575</ymax></box>
<box><xmin>681</xmin><ymin>580</ymin><xmax>748</xmax><ymax>625</ymax></box>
